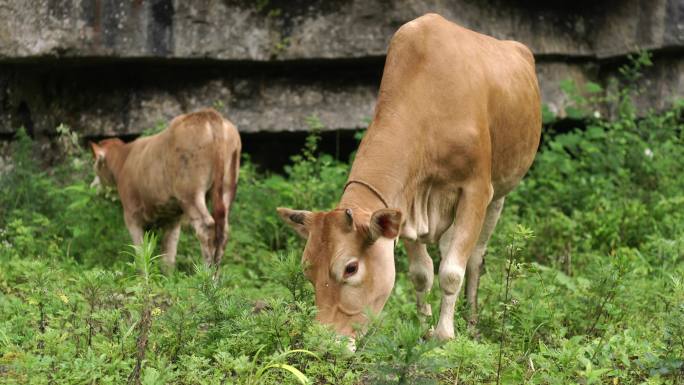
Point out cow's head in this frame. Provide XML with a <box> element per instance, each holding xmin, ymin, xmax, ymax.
<box><xmin>89</xmin><ymin>139</ymin><xmax>124</xmax><ymax>188</ymax></box>
<box><xmin>277</xmin><ymin>206</ymin><xmax>402</xmax><ymax>336</ymax></box>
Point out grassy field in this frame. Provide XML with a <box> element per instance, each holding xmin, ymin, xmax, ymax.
<box><xmin>1</xmin><ymin>57</ymin><xmax>683</xmax><ymax>384</ymax></box>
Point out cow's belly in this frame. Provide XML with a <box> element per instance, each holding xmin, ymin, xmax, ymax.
<box><xmin>400</xmin><ymin>184</ymin><xmax>461</xmax><ymax>244</ymax></box>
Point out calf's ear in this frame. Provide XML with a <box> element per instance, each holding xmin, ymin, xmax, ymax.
<box><xmin>368</xmin><ymin>209</ymin><xmax>402</xmax><ymax>243</ymax></box>
<box><xmin>276</xmin><ymin>208</ymin><xmax>312</xmax><ymax>239</ymax></box>
<box><xmin>90</xmin><ymin>142</ymin><xmax>105</xmax><ymax>160</ymax></box>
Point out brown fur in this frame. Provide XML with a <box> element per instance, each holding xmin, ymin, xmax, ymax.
<box><xmin>278</xmin><ymin>14</ymin><xmax>541</xmax><ymax>340</ymax></box>
<box><xmin>90</xmin><ymin>108</ymin><xmax>241</xmax><ymax>271</ymax></box>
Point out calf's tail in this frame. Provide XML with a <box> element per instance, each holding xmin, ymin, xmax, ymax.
<box><xmin>211</xmin><ymin>146</ymin><xmax>227</xmax><ymax>266</ymax></box>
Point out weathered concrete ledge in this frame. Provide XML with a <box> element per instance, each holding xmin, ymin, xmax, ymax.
<box><xmin>1</xmin><ymin>56</ymin><xmax>680</xmax><ymax>138</ymax></box>
<box><xmin>0</xmin><ymin>60</ymin><xmax>381</xmax><ymax>136</ymax></box>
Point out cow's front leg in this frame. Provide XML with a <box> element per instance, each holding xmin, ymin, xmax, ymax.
<box><xmin>160</xmin><ymin>220</ymin><xmax>182</xmax><ymax>274</ymax></box>
<box><xmin>404</xmin><ymin>239</ymin><xmax>434</xmax><ymax>324</ymax></box>
<box><xmin>435</xmin><ymin>183</ymin><xmax>492</xmax><ymax>341</ymax></box>
<box><xmin>464</xmin><ymin>197</ymin><xmax>505</xmax><ymax>335</ymax></box>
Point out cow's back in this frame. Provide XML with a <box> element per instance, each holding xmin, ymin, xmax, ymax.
<box><xmin>357</xmin><ymin>14</ymin><xmax>540</xmax><ymax>198</ymax></box>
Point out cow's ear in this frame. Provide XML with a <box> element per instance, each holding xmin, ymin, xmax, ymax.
<box><xmin>90</xmin><ymin>142</ymin><xmax>105</xmax><ymax>160</ymax></box>
<box><xmin>277</xmin><ymin>208</ymin><xmax>312</xmax><ymax>239</ymax></box>
<box><xmin>368</xmin><ymin>209</ymin><xmax>402</xmax><ymax>243</ymax></box>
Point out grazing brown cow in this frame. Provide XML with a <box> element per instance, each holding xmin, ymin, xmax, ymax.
<box><xmin>278</xmin><ymin>14</ymin><xmax>541</xmax><ymax>341</ymax></box>
<box><xmin>90</xmin><ymin>109</ymin><xmax>241</xmax><ymax>271</ymax></box>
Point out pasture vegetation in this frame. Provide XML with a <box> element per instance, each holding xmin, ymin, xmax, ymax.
<box><xmin>1</xmin><ymin>54</ymin><xmax>683</xmax><ymax>384</ymax></box>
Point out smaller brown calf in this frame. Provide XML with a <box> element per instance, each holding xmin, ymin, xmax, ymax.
<box><xmin>89</xmin><ymin>109</ymin><xmax>241</xmax><ymax>271</ymax></box>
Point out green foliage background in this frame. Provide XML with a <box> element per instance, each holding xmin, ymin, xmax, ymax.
<box><xmin>1</xmin><ymin>54</ymin><xmax>683</xmax><ymax>384</ymax></box>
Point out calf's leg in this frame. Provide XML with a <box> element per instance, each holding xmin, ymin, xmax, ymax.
<box><xmin>434</xmin><ymin>182</ymin><xmax>492</xmax><ymax>341</ymax></box>
<box><xmin>124</xmin><ymin>211</ymin><xmax>144</xmax><ymax>246</ymax></box>
<box><xmin>213</xmin><ymin>149</ymin><xmax>240</xmax><ymax>267</ymax></box>
<box><xmin>182</xmin><ymin>194</ymin><xmax>216</xmax><ymax>267</ymax></box>
<box><xmin>464</xmin><ymin>196</ymin><xmax>505</xmax><ymax>334</ymax></box>
<box><xmin>404</xmin><ymin>239</ymin><xmax>434</xmax><ymax>323</ymax></box>
<box><xmin>211</xmin><ymin>192</ymin><xmax>233</xmax><ymax>268</ymax></box>
<box><xmin>160</xmin><ymin>220</ymin><xmax>182</xmax><ymax>274</ymax></box>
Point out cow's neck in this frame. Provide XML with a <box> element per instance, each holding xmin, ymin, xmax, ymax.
<box><xmin>105</xmin><ymin>143</ymin><xmax>132</xmax><ymax>182</ymax></box>
<box><xmin>338</xmin><ymin>183</ymin><xmax>388</xmax><ymax>214</ymax></box>
<box><xmin>338</xmin><ymin>118</ymin><xmax>413</xmax><ymax>216</ymax></box>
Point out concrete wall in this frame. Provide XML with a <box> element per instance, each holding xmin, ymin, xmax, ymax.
<box><xmin>0</xmin><ymin>0</ymin><xmax>682</xmax><ymax>137</ymax></box>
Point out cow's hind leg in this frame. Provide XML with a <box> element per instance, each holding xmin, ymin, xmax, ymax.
<box><xmin>404</xmin><ymin>239</ymin><xmax>434</xmax><ymax>324</ymax></box>
<box><xmin>160</xmin><ymin>219</ymin><xmax>182</xmax><ymax>274</ymax></box>
<box><xmin>434</xmin><ymin>182</ymin><xmax>492</xmax><ymax>341</ymax></box>
<box><xmin>182</xmin><ymin>194</ymin><xmax>216</xmax><ymax>267</ymax></box>
<box><xmin>464</xmin><ymin>196</ymin><xmax>504</xmax><ymax>335</ymax></box>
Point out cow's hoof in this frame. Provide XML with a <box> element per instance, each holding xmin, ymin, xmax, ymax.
<box><xmin>422</xmin><ymin>325</ymin><xmax>435</xmax><ymax>340</ymax></box>
<box><xmin>160</xmin><ymin>264</ymin><xmax>176</xmax><ymax>276</ymax></box>
<box><xmin>467</xmin><ymin>321</ymin><xmax>481</xmax><ymax>340</ymax></box>
<box><xmin>334</xmin><ymin>335</ymin><xmax>356</xmax><ymax>353</ymax></box>
<box><xmin>433</xmin><ymin>326</ymin><xmax>455</xmax><ymax>341</ymax></box>
<box><xmin>468</xmin><ymin>326</ymin><xmax>481</xmax><ymax>340</ymax></box>
<box><xmin>251</xmin><ymin>300</ymin><xmax>270</xmax><ymax>314</ymax></box>
<box><xmin>347</xmin><ymin>337</ymin><xmax>357</xmax><ymax>352</ymax></box>
<box><xmin>418</xmin><ymin>303</ymin><xmax>432</xmax><ymax>317</ymax></box>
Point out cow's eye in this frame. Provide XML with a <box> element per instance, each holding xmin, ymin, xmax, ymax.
<box><xmin>343</xmin><ymin>261</ymin><xmax>358</xmax><ymax>278</ymax></box>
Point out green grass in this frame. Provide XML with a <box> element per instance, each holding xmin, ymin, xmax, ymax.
<box><xmin>1</xmin><ymin>56</ymin><xmax>683</xmax><ymax>384</ymax></box>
